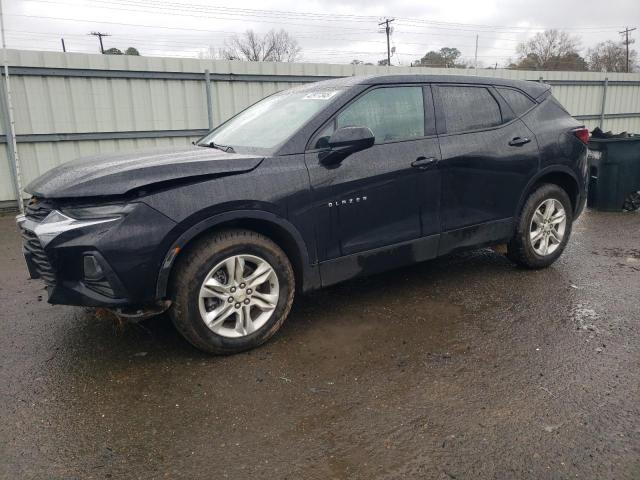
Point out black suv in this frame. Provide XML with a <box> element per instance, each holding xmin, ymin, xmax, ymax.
<box><xmin>18</xmin><ymin>74</ymin><xmax>589</xmax><ymax>354</ymax></box>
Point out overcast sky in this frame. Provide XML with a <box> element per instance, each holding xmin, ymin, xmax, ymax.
<box><xmin>2</xmin><ymin>0</ymin><xmax>638</xmax><ymax>66</ymax></box>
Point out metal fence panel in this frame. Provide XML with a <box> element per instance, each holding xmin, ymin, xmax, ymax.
<box><xmin>1</xmin><ymin>48</ymin><xmax>640</xmax><ymax>203</ymax></box>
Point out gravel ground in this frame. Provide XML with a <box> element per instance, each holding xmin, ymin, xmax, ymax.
<box><xmin>1</xmin><ymin>209</ymin><xmax>639</xmax><ymax>480</ymax></box>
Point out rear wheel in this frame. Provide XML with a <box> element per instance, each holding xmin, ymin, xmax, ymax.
<box><xmin>623</xmin><ymin>191</ymin><xmax>640</xmax><ymax>212</ymax></box>
<box><xmin>169</xmin><ymin>229</ymin><xmax>295</xmax><ymax>354</ymax></box>
<box><xmin>507</xmin><ymin>183</ymin><xmax>573</xmax><ymax>269</ymax></box>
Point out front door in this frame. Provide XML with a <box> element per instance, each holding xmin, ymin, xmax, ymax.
<box><xmin>304</xmin><ymin>85</ymin><xmax>441</xmax><ymax>262</ymax></box>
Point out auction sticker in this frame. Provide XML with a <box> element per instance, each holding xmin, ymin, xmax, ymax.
<box><xmin>303</xmin><ymin>91</ymin><xmax>341</xmax><ymax>100</ymax></box>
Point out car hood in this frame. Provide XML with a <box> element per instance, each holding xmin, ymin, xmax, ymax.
<box><xmin>25</xmin><ymin>146</ymin><xmax>265</xmax><ymax>199</ymax></box>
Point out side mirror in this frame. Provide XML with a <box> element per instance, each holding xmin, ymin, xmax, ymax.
<box><xmin>321</xmin><ymin>126</ymin><xmax>375</xmax><ymax>165</ymax></box>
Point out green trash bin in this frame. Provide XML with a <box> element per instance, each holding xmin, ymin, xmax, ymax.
<box><xmin>587</xmin><ymin>135</ymin><xmax>640</xmax><ymax>211</ymax></box>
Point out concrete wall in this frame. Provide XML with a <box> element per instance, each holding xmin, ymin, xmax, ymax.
<box><xmin>1</xmin><ymin>48</ymin><xmax>639</xmax><ymax>203</ymax></box>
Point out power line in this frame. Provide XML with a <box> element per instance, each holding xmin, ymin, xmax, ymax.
<box><xmin>395</xmin><ymin>18</ymin><xmax>624</xmax><ymax>33</ymax></box>
<box><xmin>4</xmin><ymin>2</ymin><xmax>631</xmax><ymax>66</ymax></box>
<box><xmin>2</xmin><ymin>31</ymin><xmax>595</xmax><ymax>64</ymax></box>
<box><xmin>4</xmin><ymin>29</ymin><xmax>521</xmax><ymax>54</ymax></box>
<box><xmin>5</xmin><ymin>23</ymin><xmax>523</xmax><ymax>48</ymax></box>
<box><xmin>22</xmin><ymin>0</ymin><xmax>628</xmax><ymax>36</ymax></box>
<box><xmin>8</xmin><ymin>9</ymin><xmax>625</xmax><ymax>44</ymax></box>
<box><xmin>0</xmin><ymin>33</ymin><xmax>610</xmax><ymax>67</ymax></box>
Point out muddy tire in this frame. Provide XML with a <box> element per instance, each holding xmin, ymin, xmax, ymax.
<box><xmin>507</xmin><ymin>183</ymin><xmax>573</xmax><ymax>269</ymax></box>
<box><xmin>169</xmin><ymin>229</ymin><xmax>295</xmax><ymax>355</ymax></box>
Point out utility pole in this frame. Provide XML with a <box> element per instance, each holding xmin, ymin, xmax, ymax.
<box><xmin>378</xmin><ymin>18</ymin><xmax>394</xmax><ymax>66</ymax></box>
<box><xmin>474</xmin><ymin>34</ymin><xmax>479</xmax><ymax>75</ymax></box>
<box><xmin>61</xmin><ymin>38</ymin><xmax>66</xmax><ymax>52</ymax></box>
<box><xmin>0</xmin><ymin>0</ymin><xmax>24</xmax><ymax>212</ymax></box>
<box><xmin>89</xmin><ymin>31</ymin><xmax>110</xmax><ymax>54</ymax></box>
<box><xmin>619</xmin><ymin>26</ymin><xmax>636</xmax><ymax>73</ymax></box>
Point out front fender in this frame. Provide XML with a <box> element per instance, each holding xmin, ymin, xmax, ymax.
<box><xmin>155</xmin><ymin>209</ymin><xmax>320</xmax><ymax>298</ymax></box>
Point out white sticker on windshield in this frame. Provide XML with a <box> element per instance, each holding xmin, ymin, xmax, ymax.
<box><xmin>303</xmin><ymin>91</ymin><xmax>340</xmax><ymax>100</ymax></box>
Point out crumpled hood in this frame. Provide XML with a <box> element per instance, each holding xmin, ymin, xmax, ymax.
<box><xmin>25</xmin><ymin>146</ymin><xmax>265</xmax><ymax>198</ymax></box>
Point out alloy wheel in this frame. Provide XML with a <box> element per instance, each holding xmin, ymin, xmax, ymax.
<box><xmin>623</xmin><ymin>191</ymin><xmax>640</xmax><ymax>211</ymax></box>
<box><xmin>529</xmin><ymin>198</ymin><xmax>567</xmax><ymax>256</ymax></box>
<box><xmin>198</xmin><ymin>254</ymin><xmax>280</xmax><ymax>338</ymax></box>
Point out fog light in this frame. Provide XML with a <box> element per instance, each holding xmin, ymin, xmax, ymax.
<box><xmin>83</xmin><ymin>255</ymin><xmax>104</xmax><ymax>281</ymax></box>
<box><xmin>83</xmin><ymin>254</ymin><xmax>117</xmax><ymax>298</ymax></box>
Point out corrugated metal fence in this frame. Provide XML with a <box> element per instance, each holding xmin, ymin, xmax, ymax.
<box><xmin>1</xmin><ymin>48</ymin><xmax>640</xmax><ymax>205</ymax></box>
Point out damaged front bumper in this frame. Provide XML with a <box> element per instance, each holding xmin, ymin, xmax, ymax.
<box><xmin>16</xmin><ymin>201</ymin><xmax>177</xmax><ymax>312</ymax></box>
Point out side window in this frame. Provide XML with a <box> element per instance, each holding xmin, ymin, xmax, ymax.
<box><xmin>439</xmin><ymin>86</ymin><xmax>502</xmax><ymax>134</ymax></box>
<box><xmin>497</xmin><ymin>87</ymin><xmax>536</xmax><ymax>117</ymax></box>
<box><xmin>336</xmin><ymin>86</ymin><xmax>424</xmax><ymax>144</ymax></box>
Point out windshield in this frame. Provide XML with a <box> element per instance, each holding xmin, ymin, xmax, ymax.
<box><xmin>198</xmin><ymin>90</ymin><xmax>341</xmax><ymax>153</ymax></box>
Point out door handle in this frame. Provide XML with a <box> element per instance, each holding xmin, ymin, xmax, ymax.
<box><xmin>509</xmin><ymin>136</ymin><xmax>531</xmax><ymax>146</ymax></box>
<box><xmin>411</xmin><ymin>156</ymin><xmax>437</xmax><ymax>169</ymax></box>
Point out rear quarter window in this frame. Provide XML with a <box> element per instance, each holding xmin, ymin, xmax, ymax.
<box><xmin>439</xmin><ymin>86</ymin><xmax>502</xmax><ymax>134</ymax></box>
<box><xmin>497</xmin><ymin>87</ymin><xmax>537</xmax><ymax>117</ymax></box>
<box><xmin>548</xmin><ymin>95</ymin><xmax>571</xmax><ymax>115</ymax></box>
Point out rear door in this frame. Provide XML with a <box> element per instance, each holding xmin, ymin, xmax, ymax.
<box><xmin>304</xmin><ymin>84</ymin><xmax>441</xmax><ymax>261</ymax></box>
<box><xmin>433</xmin><ymin>84</ymin><xmax>539</xmax><ymax>246</ymax></box>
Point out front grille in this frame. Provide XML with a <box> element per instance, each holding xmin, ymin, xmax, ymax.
<box><xmin>25</xmin><ymin>197</ymin><xmax>54</xmax><ymax>222</ymax></box>
<box><xmin>20</xmin><ymin>227</ymin><xmax>57</xmax><ymax>287</ymax></box>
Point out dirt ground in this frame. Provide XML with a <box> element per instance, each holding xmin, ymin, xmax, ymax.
<box><xmin>1</xmin><ymin>210</ymin><xmax>639</xmax><ymax>480</ymax></box>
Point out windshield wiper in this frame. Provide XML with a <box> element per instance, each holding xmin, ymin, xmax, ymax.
<box><xmin>199</xmin><ymin>141</ymin><xmax>235</xmax><ymax>153</ymax></box>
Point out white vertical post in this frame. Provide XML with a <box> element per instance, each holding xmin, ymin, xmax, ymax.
<box><xmin>474</xmin><ymin>35</ymin><xmax>478</xmax><ymax>75</ymax></box>
<box><xmin>0</xmin><ymin>0</ymin><xmax>23</xmax><ymax>212</ymax></box>
<box><xmin>599</xmin><ymin>77</ymin><xmax>608</xmax><ymax>129</ymax></box>
<box><xmin>204</xmin><ymin>69</ymin><xmax>213</xmax><ymax>130</ymax></box>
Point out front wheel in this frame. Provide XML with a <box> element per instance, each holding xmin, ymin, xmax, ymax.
<box><xmin>169</xmin><ymin>229</ymin><xmax>295</xmax><ymax>354</ymax></box>
<box><xmin>507</xmin><ymin>183</ymin><xmax>573</xmax><ymax>269</ymax></box>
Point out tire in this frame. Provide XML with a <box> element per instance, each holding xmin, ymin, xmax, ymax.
<box><xmin>623</xmin><ymin>191</ymin><xmax>640</xmax><ymax>212</ymax></box>
<box><xmin>169</xmin><ymin>229</ymin><xmax>295</xmax><ymax>354</ymax></box>
<box><xmin>507</xmin><ymin>183</ymin><xmax>573</xmax><ymax>269</ymax></box>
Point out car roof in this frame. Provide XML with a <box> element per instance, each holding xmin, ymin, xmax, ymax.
<box><xmin>302</xmin><ymin>74</ymin><xmax>550</xmax><ymax>100</ymax></box>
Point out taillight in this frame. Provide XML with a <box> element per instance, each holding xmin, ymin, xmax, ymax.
<box><xmin>573</xmin><ymin>127</ymin><xmax>589</xmax><ymax>145</ymax></box>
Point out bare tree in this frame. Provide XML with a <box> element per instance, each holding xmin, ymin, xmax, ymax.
<box><xmin>222</xmin><ymin>29</ymin><xmax>301</xmax><ymax>62</ymax></box>
<box><xmin>223</xmin><ymin>30</ymin><xmax>264</xmax><ymax>61</ymax></box>
<box><xmin>588</xmin><ymin>40</ymin><xmax>637</xmax><ymax>72</ymax></box>
<box><xmin>515</xmin><ymin>29</ymin><xmax>586</xmax><ymax>70</ymax></box>
<box><xmin>267</xmin><ymin>30</ymin><xmax>301</xmax><ymax>62</ymax></box>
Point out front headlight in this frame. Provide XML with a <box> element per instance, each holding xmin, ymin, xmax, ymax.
<box><xmin>60</xmin><ymin>203</ymin><xmax>135</xmax><ymax>219</ymax></box>
<box><xmin>32</xmin><ymin>208</ymin><xmax>126</xmax><ymax>247</ymax></box>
